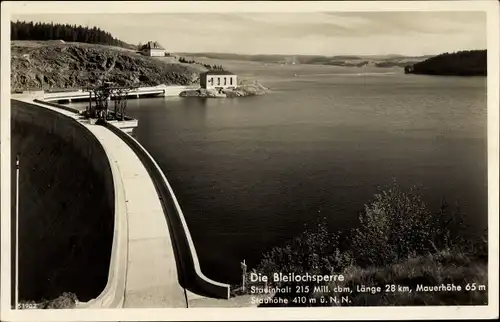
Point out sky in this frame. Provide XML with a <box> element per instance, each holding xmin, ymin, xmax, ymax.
<box><xmin>11</xmin><ymin>12</ymin><xmax>486</xmax><ymax>56</ymax></box>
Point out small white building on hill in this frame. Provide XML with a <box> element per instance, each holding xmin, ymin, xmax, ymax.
<box><xmin>200</xmin><ymin>71</ymin><xmax>237</xmax><ymax>90</ymax></box>
<box><xmin>140</xmin><ymin>41</ymin><xmax>166</xmax><ymax>57</ymax></box>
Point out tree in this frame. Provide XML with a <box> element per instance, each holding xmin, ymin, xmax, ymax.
<box><xmin>407</xmin><ymin>50</ymin><xmax>486</xmax><ymax>76</ymax></box>
<box><xmin>10</xmin><ymin>20</ymin><xmax>134</xmax><ymax>49</ymax></box>
<box><xmin>351</xmin><ymin>181</ymin><xmax>467</xmax><ymax>267</ymax></box>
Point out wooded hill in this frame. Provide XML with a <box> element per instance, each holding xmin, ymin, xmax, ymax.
<box><xmin>11</xmin><ymin>20</ymin><xmax>136</xmax><ymax>50</ymax></box>
<box><xmin>405</xmin><ymin>50</ymin><xmax>486</xmax><ymax>76</ymax></box>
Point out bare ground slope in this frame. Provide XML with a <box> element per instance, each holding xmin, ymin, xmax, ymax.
<box><xmin>11</xmin><ymin>41</ymin><xmax>202</xmax><ymax>92</ymax></box>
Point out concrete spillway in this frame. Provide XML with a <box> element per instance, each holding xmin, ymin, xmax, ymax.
<box><xmin>11</xmin><ymin>100</ymin><xmax>115</xmax><ymax>302</ymax></box>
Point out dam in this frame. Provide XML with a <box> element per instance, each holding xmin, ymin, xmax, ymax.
<box><xmin>10</xmin><ymin>88</ymin><xmax>232</xmax><ymax>308</ymax></box>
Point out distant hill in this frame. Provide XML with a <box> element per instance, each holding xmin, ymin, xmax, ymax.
<box><xmin>176</xmin><ymin>52</ymin><xmax>297</xmax><ymax>63</ymax></box>
<box><xmin>405</xmin><ymin>50</ymin><xmax>486</xmax><ymax>76</ymax></box>
<box><xmin>175</xmin><ymin>52</ymin><xmax>430</xmax><ymax>67</ymax></box>
<box><xmin>11</xmin><ymin>20</ymin><xmax>136</xmax><ymax>50</ymax></box>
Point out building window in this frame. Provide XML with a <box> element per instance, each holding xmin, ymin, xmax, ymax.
<box><xmin>230</xmin><ymin>77</ymin><xmax>233</xmax><ymax>86</ymax></box>
<box><xmin>209</xmin><ymin>77</ymin><xmax>213</xmax><ymax>86</ymax></box>
<box><xmin>217</xmin><ymin>77</ymin><xmax>220</xmax><ymax>86</ymax></box>
<box><xmin>224</xmin><ymin>77</ymin><xmax>227</xmax><ymax>85</ymax></box>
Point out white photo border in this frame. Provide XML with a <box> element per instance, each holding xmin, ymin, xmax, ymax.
<box><xmin>1</xmin><ymin>1</ymin><xmax>498</xmax><ymax>321</ymax></box>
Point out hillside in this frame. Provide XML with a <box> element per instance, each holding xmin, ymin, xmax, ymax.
<box><xmin>11</xmin><ymin>41</ymin><xmax>202</xmax><ymax>92</ymax></box>
<box><xmin>237</xmin><ymin>182</ymin><xmax>487</xmax><ymax>307</ymax></box>
<box><xmin>405</xmin><ymin>50</ymin><xmax>486</xmax><ymax>76</ymax></box>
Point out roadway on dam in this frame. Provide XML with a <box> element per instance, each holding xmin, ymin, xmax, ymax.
<box><xmin>89</xmin><ymin>126</ymin><xmax>187</xmax><ymax>308</ymax></box>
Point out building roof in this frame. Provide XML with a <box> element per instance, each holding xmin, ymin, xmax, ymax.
<box><xmin>201</xmin><ymin>70</ymin><xmax>236</xmax><ymax>76</ymax></box>
<box><xmin>141</xmin><ymin>41</ymin><xmax>165</xmax><ymax>50</ymax></box>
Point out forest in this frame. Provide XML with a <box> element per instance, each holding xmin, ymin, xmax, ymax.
<box><xmin>405</xmin><ymin>50</ymin><xmax>486</xmax><ymax>76</ymax></box>
<box><xmin>11</xmin><ymin>20</ymin><xmax>135</xmax><ymax>49</ymax></box>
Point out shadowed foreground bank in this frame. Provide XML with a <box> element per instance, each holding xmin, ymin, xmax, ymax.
<box><xmin>11</xmin><ymin>100</ymin><xmax>114</xmax><ymax>304</ymax></box>
<box><xmin>237</xmin><ymin>182</ymin><xmax>488</xmax><ymax>306</ymax></box>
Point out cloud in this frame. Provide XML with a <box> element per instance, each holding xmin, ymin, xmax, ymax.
<box><xmin>346</xmin><ymin>11</ymin><xmax>486</xmax><ymax>36</ymax></box>
<box><xmin>165</xmin><ymin>12</ymin><xmax>486</xmax><ymax>40</ymax></box>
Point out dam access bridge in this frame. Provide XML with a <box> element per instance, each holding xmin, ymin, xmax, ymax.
<box><xmin>10</xmin><ymin>85</ymin><xmax>255</xmax><ymax>309</ymax></box>
<box><xmin>41</xmin><ymin>84</ymin><xmax>199</xmax><ymax>104</ymax></box>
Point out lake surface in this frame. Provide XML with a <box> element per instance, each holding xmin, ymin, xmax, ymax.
<box><xmin>76</xmin><ymin>62</ymin><xmax>488</xmax><ymax>284</ymax></box>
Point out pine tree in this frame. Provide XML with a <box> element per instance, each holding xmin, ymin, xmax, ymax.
<box><xmin>10</xmin><ymin>20</ymin><xmax>133</xmax><ymax>49</ymax></box>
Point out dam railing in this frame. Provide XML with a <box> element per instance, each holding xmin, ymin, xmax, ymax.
<box><xmin>75</xmin><ymin>127</ymin><xmax>129</xmax><ymax>309</ymax></box>
<box><xmin>104</xmin><ymin>122</ymin><xmax>231</xmax><ymax>300</ymax></box>
<box><xmin>33</xmin><ymin>99</ymin><xmax>81</xmax><ymax>114</ymax></box>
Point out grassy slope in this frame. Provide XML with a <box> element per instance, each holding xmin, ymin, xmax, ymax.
<box><xmin>236</xmin><ymin>182</ymin><xmax>488</xmax><ymax>307</ymax></box>
<box><xmin>244</xmin><ymin>250</ymin><xmax>487</xmax><ymax>307</ymax></box>
<box><xmin>11</xmin><ymin>41</ymin><xmax>204</xmax><ymax>92</ymax></box>
<box><xmin>335</xmin><ymin>250</ymin><xmax>487</xmax><ymax>306</ymax></box>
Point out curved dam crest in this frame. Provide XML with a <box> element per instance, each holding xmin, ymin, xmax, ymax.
<box><xmin>10</xmin><ymin>93</ymin><xmax>232</xmax><ymax>308</ymax></box>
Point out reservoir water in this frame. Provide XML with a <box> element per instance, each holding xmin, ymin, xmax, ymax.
<box><xmin>74</xmin><ymin>62</ymin><xmax>488</xmax><ymax>284</ymax></box>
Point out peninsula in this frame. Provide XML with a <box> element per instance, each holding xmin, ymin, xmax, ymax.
<box><xmin>404</xmin><ymin>50</ymin><xmax>486</xmax><ymax>76</ymax></box>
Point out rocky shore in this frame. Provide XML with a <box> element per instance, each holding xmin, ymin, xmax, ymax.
<box><xmin>179</xmin><ymin>80</ymin><xmax>269</xmax><ymax>98</ymax></box>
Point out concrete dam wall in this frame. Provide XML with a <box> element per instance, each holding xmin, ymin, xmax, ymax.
<box><xmin>11</xmin><ymin>100</ymin><xmax>114</xmax><ymax>303</ymax></box>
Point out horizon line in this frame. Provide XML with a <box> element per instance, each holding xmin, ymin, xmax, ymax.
<box><xmin>171</xmin><ymin>49</ymin><xmax>487</xmax><ymax>58</ymax></box>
